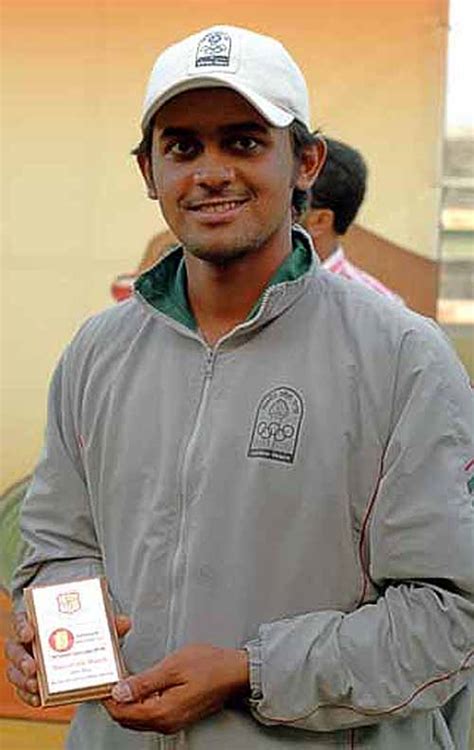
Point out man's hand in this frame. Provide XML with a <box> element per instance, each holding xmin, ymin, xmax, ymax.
<box><xmin>104</xmin><ymin>643</ymin><xmax>249</xmax><ymax>734</ymax></box>
<box><xmin>4</xmin><ymin>612</ymin><xmax>131</xmax><ymax>708</ymax></box>
<box><xmin>4</xmin><ymin>612</ymin><xmax>40</xmax><ymax>707</ymax></box>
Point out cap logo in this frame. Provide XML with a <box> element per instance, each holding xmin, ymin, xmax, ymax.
<box><xmin>195</xmin><ymin>31</ymin><xmax>232</xmax><ymax>68</ymax></box>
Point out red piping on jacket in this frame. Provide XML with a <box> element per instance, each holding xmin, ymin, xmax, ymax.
<box><xmin>464</xmin><ymin>457</ymin><xmax>474</xmax><ymax>472</ymax></box>
<box><xmin>356</xmin><ymin>449</ymin><xmax>386</xmax><ymax>608</ymax></box>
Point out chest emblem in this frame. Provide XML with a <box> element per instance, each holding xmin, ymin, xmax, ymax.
<box><xmin>248</xmin><ymin>386</ymin><xmax>304</xmax><ymax>464</ymax></box>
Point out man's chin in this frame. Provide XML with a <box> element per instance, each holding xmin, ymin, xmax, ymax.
<box><xmin>182</xmin><ymin>236</ymin><xmax>264</xmax><ymax>266</ymax></box>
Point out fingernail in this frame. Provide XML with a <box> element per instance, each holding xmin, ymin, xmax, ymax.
<box><xmin>112</xmin><ymin>682</ymin><xmax>133</xmax><ymax>703</ymax></box>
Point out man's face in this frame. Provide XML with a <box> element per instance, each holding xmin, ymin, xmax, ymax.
<box><xmin>139</xmin><ymin>88</ymin><xmax>304</xmax><ymax>264</ymax></box>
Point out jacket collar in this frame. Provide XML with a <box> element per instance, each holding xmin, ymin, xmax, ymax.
<box><xmin>134</xmin><ymin>225</ymin><xmax>319</xmax><ymax>342</ymax></box>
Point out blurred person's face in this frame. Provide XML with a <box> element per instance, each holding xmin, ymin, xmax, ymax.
<box><xmin>138</xmin><ymin>88</ymin><xmax>317</xmax><ymax>265</ymax></box>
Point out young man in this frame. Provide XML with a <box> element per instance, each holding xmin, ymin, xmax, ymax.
<box><xmin>304</xmin><ymin>137</ymin><xmax>401</xmax><ymax>300</ymax></box>
<box><xmin>5</xmin><ymin>25</ymin><xmax>474</xmax><ymax>750</ymax></box>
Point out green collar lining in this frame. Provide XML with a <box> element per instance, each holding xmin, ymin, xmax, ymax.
<box><xmin>135</xmin><ymin>249</ymin><xmax>197</xmax><ymax>330</ymax></box>
<box><xmin>135</xmin><ymin>232</ymin><xmax>313</xmax><ymax>331</ymax></box>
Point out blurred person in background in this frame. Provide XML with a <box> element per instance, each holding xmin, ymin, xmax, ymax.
<box><xmin>110</xmin><ymin>229</ymin><xmax>177</xmax><ymax>302</ymax></box>
<box><xmin>304</xmin><ymin>137</ymin><xmax>401</xmax><ymax>300</ymax></box>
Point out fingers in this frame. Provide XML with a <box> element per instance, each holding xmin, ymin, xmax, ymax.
<box><xmin>12</xmin><ymin>612</ymin><xmax>34</xmax><ymax>644</ymax></box>
<box><xmin>111</xmin><ymin>663</ymin><xmax>170</xmax><ymax>704</ymax></box>
<box><xmin>4</xmin><ymin>639</ymin><xmax>37</xmax><ymax>678</ymax></box>
<box><xmin>103</xmin><ymin>692</ymin><xmax>179</xmax><ymax>734</ymax></box>
<box><xmin>6</xmin><ymin>664</ymin><xmax>38</xmax><ymax>694</ymax></box>
<box><xmin>5</xmin><ymin>650</ymin><xmax>41</xmax><ymax>706</ymax></box>
<box><xmin>104</xmin><ymin>683</ymin><xmax>222</xmax><ymax>735</ymax></box>
<box><xmin>16</xmin><ymin>688</ymin><xmax>41</xmax><ymax>708</ymax></box>
<box><xmin>5</xmin><ymin>614</ymin><xmax>41</xmax><ymax>706</ymax></box>
<box><xmin>114</xmin><ymin>615</ymin><xmax>132</xmax><ymax>639</ymax></box>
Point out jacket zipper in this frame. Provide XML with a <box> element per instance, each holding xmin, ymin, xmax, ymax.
<box><xmin>161</xmin><ymin>347</ymin><xmax>215</xmax><ymax>750</ymax></box>
<box><xmin>166</xmin><ymin>345</ymin><xmax>215</xmax><ymax>654</ymax></box>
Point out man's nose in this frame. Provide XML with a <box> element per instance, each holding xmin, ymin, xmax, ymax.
<box><xmin>192</xmin><ymin>160</ymin><xmax>235</xmax><ymax>190</ymax></box>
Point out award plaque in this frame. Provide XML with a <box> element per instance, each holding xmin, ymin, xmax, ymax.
<box><xmin>24</xmin><ymin>577</ymin><xmax>125</xmax><ymax>706</ymax></box>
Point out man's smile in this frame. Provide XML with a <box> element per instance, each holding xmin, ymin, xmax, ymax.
<box><xmin>182</xmin><ymin>196</ymin><xmax>251</xmax><ymax>223</ymax></box>
<box><xmin>184</xmin><ymin>197</ymin><xmax>250</xmax><ymax>212</ymax></box>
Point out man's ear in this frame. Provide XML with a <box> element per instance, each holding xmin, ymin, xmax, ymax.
<box><xmin>304</xmin><ymin>208</ymin><xmax>335</xmax><ymax>236</ymax></box>
<box><xmin>136</xmin><ymin>153</ymin><xmax>158</xmax><ymax>200</ymax></box>
<box><xmin>295</xmin><ymin>136</ymin><xmax>327</xmax><ymax>191</ymax></box>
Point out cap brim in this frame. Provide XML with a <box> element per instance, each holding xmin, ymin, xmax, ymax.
<box><xmin>141</xmin><ymin>75</ymin><xmax>294</xmax><ymax>132</ymax></box>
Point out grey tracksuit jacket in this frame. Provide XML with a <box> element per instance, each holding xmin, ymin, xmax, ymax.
<box><xmin>13</xmin><ymin>229</ymin><xmax>474</xmax><ymax>748</ymax></box>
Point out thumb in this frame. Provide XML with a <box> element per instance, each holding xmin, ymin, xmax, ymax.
<box><xmin>114</xmin><ymin>614</ymin><xmax>131</xmax><ymax>639</ymax></box>
<box><xmin>111</xmin><ymin>663</ymin><xmax>170</xmax><ymax>703</ymax></box>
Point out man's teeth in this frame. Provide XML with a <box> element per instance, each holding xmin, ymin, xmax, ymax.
<box><xmin>197</xmin><ymin>201</ymin><xmax>243</xmax><ymax>213</ymax></box>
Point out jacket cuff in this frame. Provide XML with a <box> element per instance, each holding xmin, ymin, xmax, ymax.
<box><xmin>244</xmin><ymin>637</ymin><xmax>263</xmax><ymax>702</ymax></box>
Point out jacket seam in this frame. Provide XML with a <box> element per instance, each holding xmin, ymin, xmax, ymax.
<box><xmin>355</xmin><ymin>442</ymin><xmax>388</xmax><ymax>607</ymax></box>
<box><xmin>76</xmin><ymin>305</ymin><xmax>153</xmax><ymax>424</ymax></box>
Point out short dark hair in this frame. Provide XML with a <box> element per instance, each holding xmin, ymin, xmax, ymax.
<box><xmin>309</xmin><ymin>137</ymin><xmax>367</xmax><ymax>234</ymax></box>
<box><xmin>289</xmin><ymin>120</ymin><xmax>319</xmax><ymax>220</ymax></box>
<box><xmin>132</xmin><ymin>117</ymin><xmax>318</xmax><ymax>222</ymax></box>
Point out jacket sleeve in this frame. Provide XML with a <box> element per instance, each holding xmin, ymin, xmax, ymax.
<box><xmin>12</xmin><ymin>346</ymin><xmax>104</xmax><ymax>612</ymax></box>
<box><xmin>246</xmin><ymin>321</ymin><xmax>474</xmax><ymax>732</ymax></box>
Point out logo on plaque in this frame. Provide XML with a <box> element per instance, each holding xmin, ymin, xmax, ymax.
<box><xmin>49</xmin><ymin>627</ymin><xmax>74</xmax><ymax>652</ymax></box>
<box><xmin>57</xmin><ymin>591</ymin><xmax>81</xmax><ymax>615</ymax></box>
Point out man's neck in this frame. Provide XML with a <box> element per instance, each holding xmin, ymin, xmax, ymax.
<box><xmin>185</xmin><ymin>229</ymin><xmax>292</xmax><ymax>346</ymax></box>
<box><xmin>312</xmin><ymin>233</ymin><xmax>339</xmax><ymax>262</ymax></box>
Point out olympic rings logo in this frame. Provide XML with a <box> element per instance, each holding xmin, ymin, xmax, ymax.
<box><xmin>257</xmin><ymin>421</ymin><xmax>295</xmax><ymax>442</ymax></box>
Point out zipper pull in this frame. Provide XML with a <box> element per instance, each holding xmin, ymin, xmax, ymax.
<box><xmin>204</xmin><ymin>348</ymin><xmax>214</xmax><ymax>378</ymax></box>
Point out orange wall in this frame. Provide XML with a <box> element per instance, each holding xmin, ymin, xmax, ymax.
<box><xmin>1</xmin><ymin>0</ymin><xmax>448</xmax><ymax>486</ymax></box>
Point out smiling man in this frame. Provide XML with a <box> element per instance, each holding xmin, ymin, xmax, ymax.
<box><xmin>135</xmin><ymin>85</ymin><xmax>320</xmax><ymax>344</ymax></box>
<box><xmin>5</xmin><ymin>25</ymin><xmax>474</xmax><ymax>750</ymax></box>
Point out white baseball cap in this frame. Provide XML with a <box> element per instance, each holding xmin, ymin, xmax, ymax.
<box><xmin>141</xmin><ymin>25</ymin><xmax>311</xmax><ymax>132</ymax></box>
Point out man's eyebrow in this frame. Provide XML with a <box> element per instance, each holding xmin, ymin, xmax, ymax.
<box><xmin>220</xmin><ymin>121</ymin><xmax>270</xmax><ymax>135</ymax></box>
<box><xmin>158</xmin><ymin>122</ymin><xmax>270</xmax><ymax>139</ymax></box>
<box><xmin>159</xmin><ymin>126</ymin><xmax>197</xmax><ymax>139</ymax></box>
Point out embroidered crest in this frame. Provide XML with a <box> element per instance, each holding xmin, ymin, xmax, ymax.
<box><xmin>195</xmin><ymin>31</ymin><xmax>232</xmax><ymax>68</ymax></box>
<box><xmin>57</xmin><ymin>591</ymin><xmax>81</xmax><ymax>615</ymax></box>
<box><xmin>248</xmin><ymin>386</ymin><xmax>304</xmax><ymax>464</ymax></box>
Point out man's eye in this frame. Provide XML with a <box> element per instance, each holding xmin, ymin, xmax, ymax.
<box><xmin>231</xmin><ymin>136</ymin><xmax>260</xmax><ymax>152</ymax></box>
<box><xmin>166</xmin><ymin>141</ymin><xmax>198</xmax><ymax>158</ymax></box>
